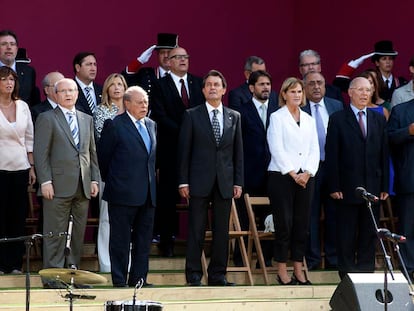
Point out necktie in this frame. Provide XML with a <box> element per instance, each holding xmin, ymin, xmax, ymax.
<box><xmin>385</xmin><ymin>79</ymin><xmax>389</xmax><ymax>89</ymax></box>
<box><xmin>313</xmin><ymin>104</ymin><xmax>326</xmax><ymax>161</ymax></box>
<box><xmin>136</xmin><ymin>120</ymin><xmax>151</xmax><ymax>153</ymax></box>
<box><xmin>67</xmin><ymin>112</ymin><xmax>80</xmax><ymax>149</ymax></box>
<box><xmin>212</xmin><ymin>109</ymin><xmax>221</xmax><ymax>146</ymax></box>
<box><xmin>358</xmin><ymin>111</ymin><xmax>366</xmax><ymax>138</ymax></box>
<box><xmin>259</xmin><ymin>104</ymin><xmax>267</xmax><ymax>127</ymax></box>
<box><xmin>180</xmin><ymin>79</ymin><xmax>189</xmax><ymax>107</ymax></box>
<box><xmin>84</xmin><ymin>86</ymin><xmax>96</xmax><ymax>114</ymax></box>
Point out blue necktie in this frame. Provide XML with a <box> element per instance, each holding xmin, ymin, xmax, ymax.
<box><xmin>136</xmin><ymin>120</ymin><xmax>151</xmax><ymax>153</ymax></box>
<box><xmin>313</xmin><ymin>104</ymin><xmax>325</xmax><ymax>161</ymax></box>
<box><xmin>67</xmin><ymin>111</ymin><xmax>80</xmax><ymax>149</ymax></box>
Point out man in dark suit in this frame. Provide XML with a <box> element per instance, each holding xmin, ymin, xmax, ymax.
<box><xmin>34</xmin><ymin>78</ymin><xmax>99</xmax><ymax>269</ymax></box>
<box><xmin>388</xmin><ymin>99</ymin><xmax>414</xmax><ymax>281</ymax></box>
<box><xmin>31</xmin><ymin>71</ymin><xmax>64</xmax><ymax>123</ymax></box>
<box><xmin>151</xmin><ymin>46</ymin><xmax>204</xmax><ymax>257</ymax></box>
<box><xmin>234</xmin><ymin>70</ymin><xmax>278</xmax><ymax>266</ymax></box>
<box><xmin>298</xmin><ymin>49</ymin><xmax>343</xmax><ymax>103</ymax></box>
<box><xmin>122</xmin><ymin>33</ymin><xmax>178</xmax><ymax>102</ymax></box>
<box><xmin>302</xmin><ymin>72</ymin><xmax>343</xmax><ymax>270</ymax></box>
<box><xmin>98</xmin><ymin>86</ymin><xmax>156</xmax><ymax>288</ymax></box>
<box><xmin>73</xmin><ymin>52</ymin><xmax>102</xmax><ymax>117</ymax></box>
<box><xmin>0</xmin><ymin>29</ymin><xmax>39</xmax><ymax>107</ymax></box>
<box><xmin>228</xmin><ymin>56</ymin><xmax>278</xmax><ymax>111</ymax></box>
<box><xmin>325</xmin><ymin>77</ymin><xmax>389</xmax><ymax>278</ymax></box>
<box><xmin>178</xmin><ymin>70</ymin><xmax>243</xmax><ymax>286</ymax></box>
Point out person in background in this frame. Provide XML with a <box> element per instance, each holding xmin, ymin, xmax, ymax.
<box><xmin>302</xmin><ymin>71</ymin><xmax>343</xmax><ymax>271</ymax></box>
<box><xmin>391</xmin><ymin>55</ymin><xmax>414</xmax><ymax>109</ymax></box>
<box><xmin>267</xmin><ymin>77</ymin><xmax>319</xmax><ymax>285</ymax></box>
<box><xmin>228</xmin><ymin>56</ymin><xmax>278</xmax><ymax>111</ymax></box>
<box><xmin>98</xmin><ymin>86</ymin><xmax>156</xmax><ymax>287</ymax></box>
<box><xmin>94</xmin><ymin>73</ymin><xmax>127</xmax><ymax>272</ymax></box>
<box><xmin>0</xmin><ymin>66</ymin><xmax>36</xmax><ymax>274</ymax></box>
<box><xmin>0</xmin><ymin>30</ymin><xmax>39</xmax><ymax>107</ymax></box>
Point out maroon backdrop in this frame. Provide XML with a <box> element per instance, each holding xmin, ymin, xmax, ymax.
<box><xmin>3</xmin><ymin>1</ymin><xmax>412</xmax><ymax>101</ymax></box>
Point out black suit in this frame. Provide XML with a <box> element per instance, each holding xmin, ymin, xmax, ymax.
<box><xmin>74</xmin><ymin>81</ymin><xmax>103</xmax><ymax>116</ymax></box>
<box><xmin>122</xmin><ymin>67</ymin><xmax>161</xmax><ymax>104</ymax></box>
<box><xmin>325</xmin><ymin>105</ymin><xmax>388</xmax><ymax>276</ymax></box>
<box><xmin>150</xmin><ymin>73</ymin><xmax>204</xmax><ymax>251</ymax></box>
<box><xmin>16</xmin><ymin>63</ymin><xmax>40</xmax><ymax>107</ymax></box>
<box><xmin>31</xmin><ymin>99</ymin><xmax>54</xmax><ymax>124</ymax></box>
<box><xmin>98</xmin><ymin>113</ymin><xmax>157</xmax><ymax>286</ymax></box>
<box><xmin>228</xmin><ymin>82</ymin><xmax>278</xmax><ymax>111</ymax></box>
<box><xmin>388</xmin><ymin>99</ymin><xmax>414</xmax><ymax>274</ymax></box>
<box><xmin>302</xmin><ymin>97</ymin><xmax>343</xmax><ymax>269</ymax></box>
<box><xmin>178</xmin><ymin>104</ymin><xmax>243</xmax><ymax>283</ymax></box>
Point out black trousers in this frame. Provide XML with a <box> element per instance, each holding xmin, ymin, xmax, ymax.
<box><xmin>185</xmin><ymin>182</ymin><xmax>231</xmax><ymax>283</ymax></box>
<box><xmin>108</xmin><ymin>199</ymin><xmax>155</xmax><ymax>286</ymax></box>
<box><xmin>267</xmin><ymin>171</ymin><xmax>314</xmax><ymax>263</ymax></box>
<box><xmin>0</xmin><ymin>169</ymin><xmax>29</xmax><ymax>272</ymax></box>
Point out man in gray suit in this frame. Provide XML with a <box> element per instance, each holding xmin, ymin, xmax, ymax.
<box><xmin>178</xmin><ymin>70</ymin><xmax>244</xmax><ymax>286</ymax></box>
<box><xmin>34</xmin><ymin>78</ymin><xmax>99</xmax><ymax>269</ymax></box>
<box><xmin>302</xmin><ymin>71</ymin><xmax>343</xmax><ymax>270</ymax></box>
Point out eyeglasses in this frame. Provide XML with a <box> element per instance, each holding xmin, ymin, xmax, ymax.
<box><xmin>350</xmin><ymin>87</ymin><xmax>372</xmax><ymax>93</ymax></box>
<box><xmin>0</xmin><ymin>42</ymin><xmax>17</xmax><ymax>47</ymax></box>
<box><xmin>56</xmin><ymin>88</ymin><xmax>77</xmax><ymax>94</ymax></box>
<box><xmin>169</xmin><ymin>54</ymin><xmax>190</xmax><ymax>60</ymax></box>
<box><xmin>300</xmin><ymin>61</ymin><xmax>320</xmax><ymax>68</ymax></box>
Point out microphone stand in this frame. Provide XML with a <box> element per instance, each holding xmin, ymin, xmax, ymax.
<box><xmin>365</xmin><ymin>200</ymin><xmax>393</xmax><ymax>311</ymax></box>
<box><xmin>0</xmin><ymin>232</ymin><xmax>53</xmax><ymax>311</ymax></box>
<box><xmin>391</xmin><ymin>240</ymin><xmax>414</xmax><ymax>294</ymax></box>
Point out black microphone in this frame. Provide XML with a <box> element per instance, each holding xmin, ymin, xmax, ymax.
<box><xmin>355</xmin><ymin>186</ymin><xmax>379</xmax><ymax>202</ymax></box>
<box><xmin>377</xmin><ymin>228</ymin><xmax>406</xmax><ymax>243</ymax></box>
<box><xmin>64</xmin><ymin>215</ymin><xmax>74</xmax><ymax>256</ymax></box>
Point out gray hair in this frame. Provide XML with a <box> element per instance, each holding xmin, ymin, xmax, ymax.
<box><xmin>244</xmin><ymin>56</ymin><xmax>265</xmax><ymax>71</ymax></box>
<box><xmin>299</xmin><ymin>49</ymin><xmax>321</xmax><ymax>65</ymax></box>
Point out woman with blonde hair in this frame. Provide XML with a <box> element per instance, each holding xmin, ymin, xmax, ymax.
<box><xmin>94</xmin><ymin>73</ymin><xmax>127</xmax><ymax>272</ymax></box>
<box><xmin>267</xmin><ymin>77</ymin><xmax>319</xmax><ymax>285</ymax></box>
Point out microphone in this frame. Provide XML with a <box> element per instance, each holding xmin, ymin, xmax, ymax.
<box><xmin>64</xmin><ymin>215</ymin><xmax>74</xmax><ymax>256</ymax></box>
<box><xmin>355</xmin><ymin>187</ymin><xmax>379</xmax><ymax>202</ymax></box>
<box><xmin>377</xmin><ymin>228</ymin><xmax>406</xmax><ymax>243</ymax></box>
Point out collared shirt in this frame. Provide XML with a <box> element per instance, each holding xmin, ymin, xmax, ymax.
<box><xmin>382</xmin><ymin>74</ymin><xmax>394</xmax><ymax>88</ymax></box>
<box><xmin>127</xmin><ymin>110</ymin><xmax>145</xmax><ymax>127</ymax></box>
<box><xmin>75</xmin><ymin>76</ymin><xmax>97</xmax><ymax>105</ymax></box>
<box><xmin>0</xmin><ymin>60</ymin><xmax>16</xmax><ymax>72</ymax></box>
<box><xmin>158</xmin><ymin>66</ymin><xmax>169</xmax><ymax>79</ymax></box>
<box><xmin>59</xmin><ymin>105</ymin><xmax>79</xmax><ymax>129</ymax></box>
<box><xmin>310</xmin><ymin>98</ymin><xmax>329</xmax><ymax>133</ymax></box>
<box><xmin>252</xmin><ymin>97</ymin><xmax>268</xmax><ymax>115</ymax></box>
<box><xmin>170</xmin><ymin>72</ymin><xmax>188</xmax><ymax>96</ymax></box>
<box><xmin>350</xmin><ymin>103</ymin><xmax>367</xmax><ymax>135</ymax></box>
<box><xmin>48</xmin><ymin>98</ymin><xmax>58</xmax><ymax>109</ymax></box>
<box><xmin>206</xmin><ymin>102</ymin><xmax>223</xmax><ymax>136</ymax></box>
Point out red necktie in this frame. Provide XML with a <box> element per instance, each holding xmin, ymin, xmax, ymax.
<box><xmin>180</xmin><ymin>79</ymin><xmax>189</xmax><ymax>107</ymax></box>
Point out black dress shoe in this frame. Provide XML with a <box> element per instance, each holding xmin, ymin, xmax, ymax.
<box><xmin>276</xmin><ymin>275</ymin><xmax>297</xmax><ymax>285</ymax></box>
<box><xmin>113</xmin><ymin>283</ymin><xmax>128</xmax><ymax>288</ymax></box>
<box><xmin>292</xmin><ymin>274</ymin><xmax>312</xmax><ymax>285</ymax></box>
<box><xmin>208</xmin><ymin>279</ymin><xmax>235</xmax><ymax>286</ymax></box>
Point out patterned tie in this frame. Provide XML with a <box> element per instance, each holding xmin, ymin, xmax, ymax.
<box><xmin>84</xmin><ymin>86</ymin><xmax>96</xmax><ymax>114</ymax></box>
<box><xmin>136</xmin><ymin>120</ymin><xmax>151</xmax><ymax>153</ymax></box>
<box><xmin>67</xmin><ymin>112</ymin><xmax>80</xmax><ymax>149</ymax></box>
<box><xmin>313</xmin><ymin>104</ymin><xmax>326</xmax><ymax>161</ymax></box>
<box><xmin>212</xmin><ymin>109</ymin><xmax>221</xmax><ymax>146</ymax></box>
<box><xmin>180</xmin><ymin>79</ymin><xmax>189</xmax><ymax>107</ymax></box>
<box><xmin>358</xmin><ymin>111</ymin><xmax>366</xmax><ymax>138</ymax></box>
<box><xmin>259</xmin><ymin>104</ymin><xmax>267</xmax><ymax>128</ymax></box>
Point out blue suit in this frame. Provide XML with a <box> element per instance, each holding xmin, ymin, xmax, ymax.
<box><xmin>302</xmin><ymin>97</ymin><xmax>343</xmax><ymax>269</ymax></box>
<box><xmin>98</xmin><ymin>112</ymin><xmax>157</xmax><ymax>286</ymax></box>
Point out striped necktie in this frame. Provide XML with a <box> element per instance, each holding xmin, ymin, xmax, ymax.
<box><xmin>67</xmin><ymin>111</ymin><xmax>80</xmax><ymax>149</ymax></box>
<box><xmin>84</xmin><ymin>86</ymin><xmax>96</xmax><ymax>114</ymax></box>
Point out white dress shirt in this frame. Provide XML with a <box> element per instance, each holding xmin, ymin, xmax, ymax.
<box><xmin>206</xmin><ymin>102</ymin><xmax>223</xmax><ymax>136</ymax></box>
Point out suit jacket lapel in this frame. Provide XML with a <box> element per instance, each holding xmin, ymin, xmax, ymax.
<box><xmin>221</xmin><ymin>107</ymin><xmax>233</xmax><ymax>144</ymax></box>
<box><xmin>122</xmin><ymin>113</ymin><xmax>149</xmax><ymax>152</ymax></box>
<box><xmin>345</xmin><ymin>106</ymin><xmax>365</xmax><ymax>140</ymax></box>
<box><xmin>144</xmin><ymin>118</ymin><xmax>156</xmax><ymax>154</ymax></box>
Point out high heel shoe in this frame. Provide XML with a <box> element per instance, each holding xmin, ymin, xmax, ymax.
<box><xmin>292</xmin><ymin>273</ymin><xmax>312</xmax><ymax>285</ymax></box>
<box><xmin>277</xmin><ymin>275</ymin><xmax>297</xmax><ymax>285</ymax></box>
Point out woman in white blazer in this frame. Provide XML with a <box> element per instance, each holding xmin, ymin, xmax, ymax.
<box><xmin>0</xmin><ymin>66</ymin><xmax>36</xmax><ymax>274</ymax></box>
<box><xmin>267</xmin><ymin>77</ymin><xmax>319</xmax><ymax>285</ymax></box>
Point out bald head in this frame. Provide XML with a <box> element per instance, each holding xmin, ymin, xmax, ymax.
<box><xmin>42</xmin><ymin>71</ymin><xmax>64</xmax><ymax>101</ymax></box>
